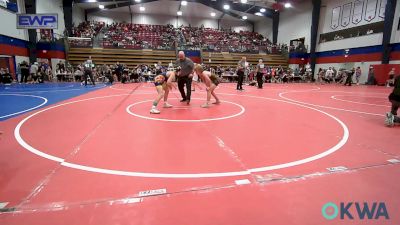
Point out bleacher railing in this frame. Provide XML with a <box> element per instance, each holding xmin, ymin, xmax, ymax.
<box><xmin>68</xmin><ymin>37</ymin><xmax>93</xmax><ymax>48</ymax></box>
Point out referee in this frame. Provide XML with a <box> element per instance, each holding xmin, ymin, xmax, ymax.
<box><xmin>175</xmin><ymin>51</ymin><xmax>194</xmax><ymax>104</ymax></box>
<box><xmin>83</xmin><ymin>56</ymin><xmax>96</xmax><ymax>86</ymax></box>
<box><xmin>237</xmin><ymin>57</ymin><xmax>246</xmax><ymax>90</ymax></box>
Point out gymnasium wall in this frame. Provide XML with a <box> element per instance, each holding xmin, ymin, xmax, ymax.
<box><xmin>72</xmin><ymin>3</ymin><xmax>85</xmax><ymax>26</ymax></box>
<box><xmin>254</xmin><ymin>19</ymin><xmax>273</xmax><ymax>42</ymax></box>
<box><xmin>288</xmin><ymin>0</ymin><xmax>399</xmax><ymax>81</ymax></box>
<box><xmin>277</xmin><ymin>1</ymin><xmax>313</xmax><ymax>52</ymax></box>
<box><xmin>87</xmin><ymin>9</ymin><xmax>252</xmax><ymax>31</ymax></box>
<box><xmin>316</xmin><ymin>0</ymin><xmax>385</xmax><ymax>52</ymax></box>
<box><xmin>36</xmin><ymin>0</ymin><xmax>65</xmax><ymax>37</ymax></box>
<box><xmin>0</xmin><ymin>0</ymin><xmax>30</xmax><ymax>70</ymax></box>
<box><xmin>0</xmin><ymin>0</ymin><xmax>28</xmax><ymax>41</ymax></box>
<box><xmin>390</xmin><ymin>0</ymin><xmax>400</xmax><ymax>44</ymax></box>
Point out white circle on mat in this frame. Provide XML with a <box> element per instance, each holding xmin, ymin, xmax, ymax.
<box><xmin>331</xmin><ymin>95</ymin><xmax>390</xmax><ymax>107</ymax></box>
<box><xmin>14</xmin><ymin>92</ymin><xmax>349</xmax><ymax>178</ymax></box>
<box><xmin>0</xmin><ymin>94</ymin><xmax>48</xmax><ymax>119</ymax></box>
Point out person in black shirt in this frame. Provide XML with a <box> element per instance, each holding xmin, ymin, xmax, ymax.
<box><xmin>344</xmin><ymin>68</ymin><xmax>354</xmax><ymax>86</ymax></box>
<box><xmin>236</xmin><ymin>57</ymin><xmax>246</xmax><ymax>90</ymax></box>
<box><xmin>20</xmin><ymin>61</ymin><xmax>29</xmax><ymax>83</ymax></box>
<box><xmin>115</xmin><ymin>62</ymin><xmax>123</xmax><ymax>81</ymax></box>
<box><xmin>175</xmin><ymin>51</ymin><xmax>194</xmax><ymax>104</ymax></box>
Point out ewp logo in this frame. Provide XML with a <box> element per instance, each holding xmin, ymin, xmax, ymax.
<box><xmin>17</xmin><ymin>14</ymin><xmax>58</xmax><ymax>29</ymax></box>
<box><xmin>322</xmin><ymin>202</ymin><xmax>389</xmax><ymax>220</ymax></box>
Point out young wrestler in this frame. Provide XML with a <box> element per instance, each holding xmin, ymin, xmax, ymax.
<box><xmin>194</xmin><ymin>64</ymin><xmax>220</xmax><ymax>108</ymax></box>
<box><xmin>150</xmin><ymin>71</ymin><xmax>175</xmax><ymax>114</ymax></box>
<box><xmin>385</xmin><ymin>73</ymin><xmax>400</xmax><ymax>126</ymax></box>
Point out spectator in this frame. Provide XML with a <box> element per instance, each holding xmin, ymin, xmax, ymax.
<box><xmin>366</xmin><ymin>66</ymin><xmax>376</xmax><ymax>85</ymax></box>
<box><xmin>355</xmin><ymin>66</ymin><xmax>362</xmax><ymax>85</ymax></box>
<box><xmin>20</xmin><ymin>61</ymin><xmax>29</xmax><ymax>83</ymax></box>
<box><xmin>30</xmin><ymin>62</ymin><xmax>39</xmax><ymax>84</ymax></box>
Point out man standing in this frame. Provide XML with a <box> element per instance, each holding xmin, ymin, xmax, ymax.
<box><xmin>115</xmin><ymin>62</ymin><xmax>123</xmax><ymax>81</ymax></box>
<box><xmin>30</xmin><ymin>62</ymin><xmax>39</xmax><ymax>83</ymax></box>
<box><xmin>175</xmin><ymin>51</ymin><xmax>194</xmax><ymax>104</ymax></box>
<box><xmin>344</xmin><ymin>68</ymin><xmax>354</xmax><ymax>86</ymax></box>
<box><xmin>20</xmin><ymin>61</ymin><xmax>29</xmax><ymax>83</ymax></box>
<box><xmin>355</xmin><ymin>66</ymin><xmax>362</xmax><ymax>85</ymax></box>
<box><xmin>83</xmin><ymin>56</ymin><xmax>96</xmax><ymax>86</ymax></box>
<box><xmin>237</xmin><ymin>57</ymin><xmax>246</xmax><ymax>90</ymax></box>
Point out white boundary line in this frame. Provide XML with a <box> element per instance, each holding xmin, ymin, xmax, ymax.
<box><xmin>278</xmin><ymin>90</ymin><xmax>385</xmax><ymax>117</ymax></box>
<box><xmin>126</xmin><ymin>98</ymin><xmax>245</xmax><ymax>122</ymax></box>
<box><xmin>330</xmin><ymin>95</ymin><xmax>390</xmax><ymax>107</ymax></box>
<box><xmin>14</xmin><ymin>92</ymin><xmax>349</xmax><ymax>178</ymax></box>
<box><xmin>2</xmin><ymin>84</ymin><xmax>106</xmax><ymax>94</ymax></box>
<box><xmin>0</xmin><ymin>94</ymin><xmax>48</xmax><ymax>119</ymax></box>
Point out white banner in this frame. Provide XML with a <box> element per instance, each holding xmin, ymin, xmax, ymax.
<box><xmin>0</xmin><ymin>0</ymin><xmax>7</xmax><ymax>8</ymax></box>
<box><xmin>379</xmin><ymin>0</ymin><xmax>387</xmax><ymax>18</ymax></box>
<box><xmin>331</xmin><ymin>6</ymin><xmax>341</xmax><ymax>29</ymax></box>
<box><xmin>365</xmin><ymin>0</ymin><xmax>378</xmax><ymax>22</ymax></box>
<box><xmin>341</xmin><ymin>3</ymin><xmax>352</xmax><ymax>27</ymax></box>
<box><xmin>352</xmin><ymin>0</ymin><xmax>364</xmax><ymax>24</ymax></box>
<box><xmin>17</xmin><ymin>14</ymin><xmax>58</xmax><ymax>29</ymax></box>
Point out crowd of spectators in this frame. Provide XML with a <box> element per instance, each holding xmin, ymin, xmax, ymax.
<box><xmin>70</xmin><ymin>21</ymin><xmax>289</xmax><ymax>53</ymax></box>
<box><xmin>102</xmin><ymin>23</ymin><xmax>177</xmax><ymax>50</ymax></box>
<box><xmin>71</xmin><ymin>21</ymin><xmax>105</xmax><ymax>38</ymax></box>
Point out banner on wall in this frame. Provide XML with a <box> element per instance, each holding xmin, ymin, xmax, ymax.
<box><xmin>331</xmin><ymin>6</ymin><xmax>341</xmax><ymax>29</ymax></box>
<box><xmin>365</xmin><ymin>0</ymin><xmax>378</xmax><ymax>22</ymax></box>
<box><xmin>17</xmin><ymin>14</ymin><xmax>58</xmax><ymax>29</ymax></box>
<box><xmin>341</xmin><ymin>3</ymin><xmax>352</xmax><ymax>27</ymax></box>
<box><xmin>352</xmin><ymin>0</ymin><xmax>364</xmax><ymax>24</ymax></box>
<box><xmin>320</xmin><ymin>21</ymin><xmax>384</xmax><ymax>43</ymax></box>
<box><xmin>378</xmin><ymin>0</ymin><xmax>387</xmax><ymax>18</ymax></box>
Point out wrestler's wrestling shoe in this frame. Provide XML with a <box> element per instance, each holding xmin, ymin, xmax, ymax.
<box><xmin>150</xmin><ymin>108</ymin><xmax>160</xmax><ymax>114</ymax></box>
<box><xmin>163</xmin><ymin>103</ymin><xmax>173</xmax><ymax>108</ymax></box>
<box><xmin>385</xmin><ymin>112</ymin><xmax>394</xmax><ymax>127</ymax></box>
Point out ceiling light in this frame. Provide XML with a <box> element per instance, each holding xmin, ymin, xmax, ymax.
<box><xmin>260</xmin><ymin>8</ymin><xmax>266</xmax><ymax>13</ymax></box>
<box><xmin>134</xmin><ymin>0</ymin><xmax>141</xmax><ymax>2</ymax></box>
<box><xmin>181</xmin><ymin>1</ymin><xmax>187</xmax><ymax>6</ymax></box>
<box><xmin>240</xmin><ymin>0</ymin><xmax>247</xmax><ymax>3</ymax></box>
<box><xmin>211</xmin><ymin>12</ymin><xmax>216</xmax><ymax>17</ymax></box>
<box><xmin>242</xmin><ymin>15</ymin><xmax>247</xmax><ymax>20</ymax></box>
<box><xmin>177</xmin><ymin>11</ymin><xmax>182</xmax><ymax>16</ymax></box>
<box><xmin>87</xmin><ymin>0</ymin><xmax>97</xmax><ymax>2</ymax></box>
<box><xmin>255</xmin><ymin>12</ymin><xmax>262</xmax><ymax>16</ymax></box>
<box><xmin>223</xmin><ymin>4</ymin><xmax>230</xmax><ymax>10</ymax></box>
<box><xmin>284</xmin><ymin>2</ymin><xmax>292</xmax><ymax>8</ymax></box>
<box><xmin>139</xmin><ymin>6</ymin><xmax>145</xmax><ymax>11</ymax></box>
<box><xmin>98</xmin><ymin>4</ymin><xmax>104</xmax><ymax>9</ymax></box>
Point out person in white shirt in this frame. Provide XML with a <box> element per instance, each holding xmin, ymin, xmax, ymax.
<box><xmin>29</xmin><ymin>62</ymin><xmax>39</xmax><ymax>83</ymax></box>
<box><xmin>325</xmin><ymin>67</ymin><xmax>334</xmax><ymax>83</ymax></box>
<box><xmin>255</xmin><ymin>59</ymin><xmax>265</xmax><ymax>89</ymax></box>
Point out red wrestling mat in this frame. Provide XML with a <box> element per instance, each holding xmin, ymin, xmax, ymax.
<box><xmin>0</xmin><ymin>83</ymin><xmax>398</xmax><ymax>225</ymax></box>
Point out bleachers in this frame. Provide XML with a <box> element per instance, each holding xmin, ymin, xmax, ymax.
<box><xmin>202</xmin><ymin>52</ymin><xmax>288</xmax><ymax>68</ymax></box>
<box><xmin>68</xmin><ymin>48</ymin><xmax>289</xmax><ymax>69</ymax></box>
<box><xmin>68</xmin><ymin>48</ymin><xmax>177</xmax><ymax>68</ymax></box>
